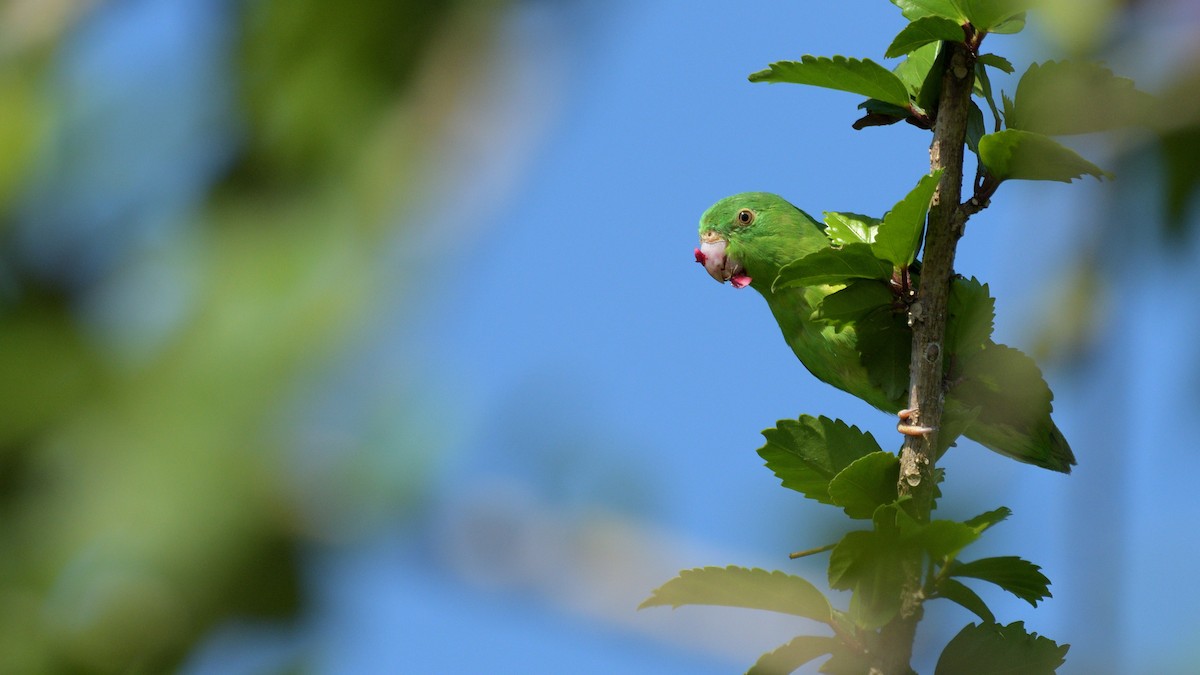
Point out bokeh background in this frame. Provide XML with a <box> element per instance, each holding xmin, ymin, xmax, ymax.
<box><xmin>2</xmin><ymin>0</ymin><xmax>1199</xmax><ymax>673</ymax></box>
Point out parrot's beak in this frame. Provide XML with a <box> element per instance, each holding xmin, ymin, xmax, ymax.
<box><xmin>696</xmin><ymin>232</ymin><xmax>752</xmax><ymax>288</ymax></box>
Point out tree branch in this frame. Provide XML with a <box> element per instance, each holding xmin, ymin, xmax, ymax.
<box><xmin>900</xmin><ymin>42</ymin><xmax>975</xmax><ymax>504</ymax></box>
<box><xmin>874</xmin><ymin>40</ymin><xmax>977</xmax><ymax>675</ymax></box>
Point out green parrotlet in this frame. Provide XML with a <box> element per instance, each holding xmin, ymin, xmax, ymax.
<box><xmin>695</xmin><ymin>192</ymin><xmax>1075</xmax><ymax>473</ymax></box>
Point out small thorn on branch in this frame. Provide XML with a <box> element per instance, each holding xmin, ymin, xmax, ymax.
<box><xmin>897</xmin><ymin>408</ymin><xmax>936</xmax><ymax>437</ymax></box>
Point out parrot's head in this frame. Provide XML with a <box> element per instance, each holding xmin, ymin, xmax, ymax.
<box><xmin>695</xmin><ymin>192</ymin><xmax>825</xmax><ymax>292</ymax></box>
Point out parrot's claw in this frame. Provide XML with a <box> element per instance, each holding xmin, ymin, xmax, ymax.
<box><xmin>897</xmin><ymin>408</ymin><xmax>936</xmax><ymax>437</ymax></box>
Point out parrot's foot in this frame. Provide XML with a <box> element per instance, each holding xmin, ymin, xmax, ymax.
<box><xmin>897</xmin><ymin>408</ymin><xmax>936</xmax><ymax>437</ymax></box>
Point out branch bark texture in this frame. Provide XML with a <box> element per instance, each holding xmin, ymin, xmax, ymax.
<box><xmin>900</xmin><ymin>43</ymin><xmax>975</xmax><ymax>508</ymax></box>
<box><xmin>875</xmin><ymin>40</ymin><xmax>977</xmax><ymax>675</ymax></box>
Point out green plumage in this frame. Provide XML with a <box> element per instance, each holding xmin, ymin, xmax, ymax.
<box><xmin>698</xmin><ymin>192</ymin><xmax>1075</xmax><ymax>473</ymax></box>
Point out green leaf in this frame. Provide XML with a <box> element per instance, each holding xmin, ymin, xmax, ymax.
<box><xmin>987</xmin><ymin>11</ymin><xmax>1027</xmax><ymax>34</ymax></box>
<box><xmin>936</xmin><ymin>578</ymin><xmax>996</xmax><ymax>624</ymax></box>
<box><xmin>929</xmin><ymin>467</ymin><xmax>946</xmax><ymax>511</ymax></box>
<box><xmin>750</xmin><ymin>56</ymin><xmax>912</xmax><ymax>109</ymax></box>
<box><xmin>1156</xmin><ymin>65</ymin><xmax>1200</xmax><ymax>230</ymax></box>
<box><xmin>957</xmin><ymin>0</ymin><xmax>1034</xmax><ymax>33</ymax></box>
<box><xmin>872</xmin><ymin>501</ymin><xmax>903</xmax><ymax>535</ymax></box>
<box><xmin>966</xmin><ymin>101</ymin><xmax>985</xmax><ymax>155</ymax></box>
<box><xmin>904</xmin><ymin>518</ymin><xmax>981</xmax><ymax>559</ymax></box>
<box><xmin>828</xmin><ymin>452</ymin><xmax>900</xmax><ymax>519</ymax></box>
<box><xmin>1001</xmin><ymin>91</ymin><xmax>1016</xmax><ymax>127</ymax></box>
<box><xmin>1160</xmin><ymin>121</ymin><xmax>1200</xmax><ymax>230</ymax></box>
<box><xmin>935</xmin><ymin>404</ymin><xmax>979</xmax><ymax>460</ymax></box>
<box><xmin>843</xmin><ymin>569</ymin><xmax>901</xmax><ymax>632</ymax></box>
<box><xmin>935</xmin><ymin>622</ymin><xmax>1069</xmax><ymax>675</ymax></box>
<box><xmin>639</xmin><ymin>566</ymin><xmax>833</xmax><ymax>622</ymax></box>
<box><xmin>978</xmin><ymin>129</ymin><xmax>1112</xmax><ymax>182</ymax></box>
<box><xmin>826</xmin><ymin>531</ymin><xmax>879</xmax><ymax>590</ymax></box>
<box><xmin>747</xmin><ymin>635</ymin><xmax>838</xmax><ymax>675</ymax></box>
<box><xmin>949</xmin><ymin>556</ymin><xmax>1052</xmax><ymax>607</ymax></box>
<box><xmin>897</xmin><ymin>507</ymin><xmax>1010</xmax><ymax>561</ymax></box>
<box><xmin>973</xmin><ymin>63</ymin><xmax>1002</xmax><ymax>133</ymax></box>
<box><xmin>890</xmin><ymin>0</ymin><xmax>965</xmax><ymax>22</ymax></box>
<box><xmin>873</xmin><ymin>170</ymin><xmax>943</xmax><ymax>267</ymax></box>
<box><xmin>856</xmin><ymin>308</ymin><xmax>912</xmax><ymax>404</ymax></box>
<box><xmin>916</xmin><ymin>48</ymin><xmax>946</xmax><ymax>113</ymax></box>
<box><xmin>977</xmin><ymin>53</ymin><xmax>1014</xmax><ymax>74</ymax></box>
<box><xmin>885</xmin><ymin>16</ymin><xmax>965</xmax><ymax>58</ymax></box>
<box><xmin>953</xmin><ymin>343</ymin><xmax>1053</xmax><ymax>435</ymax></box>
<box><xmin>961</xmin><ymin>506</ymin><xmax>1011</xmax><ymax>533</ymax></box>
<box><xmin>758</xmin><ymin>416</ymin><xmax>885</xmax><ymax>505</ymax></box>
<box><xmin>893</xmin><ymin>42</ymin><xmax>943</xmax><ymax>111</ymax></box>
<box><xmin>1007</xmin><ymin>60</ymin><xmax>1154</xmax><ymax>136</ymax></box>
<box><xmin>827</xmin><ymin>529</ymin><xmax>907</xmax><ymax>629</ymax></box>
<box><xmin>813</xmin><ymin>281</ymin><xmax>893</xmax><ymax>327</ymax></box>
<box><xmin>823</xmin><ymin>212</ymin><xmax>881</xmax><ymax>245</ymax></box>
<box><xmin>950</xmin><ymin>342</ymin><xmax>1074</xmax><ymax>471</ymax></box>
<box><xmin>945</xmin><ymin>276</ymin><xmax>995</xmax><ymax>356</ymax></box>
<box><xmin>773</xmin><ymin>243</ymin><xmax>894</xmax><ymax>290</ymax></box>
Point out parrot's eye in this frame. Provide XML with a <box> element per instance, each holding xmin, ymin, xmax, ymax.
<box><xmin>736</xmin><ymin>209</ymin><xmax>755</xmax><ymax>226</ymax></box>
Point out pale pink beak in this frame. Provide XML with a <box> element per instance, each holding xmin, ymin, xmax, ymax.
<box><xmin>696</xmin><ymin>236</ymin><xmax>751</xmax><ymax>288</ymax></box>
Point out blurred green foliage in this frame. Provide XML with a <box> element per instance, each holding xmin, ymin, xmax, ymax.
<box><xmin>0</xmin><ymin>0</ymin><xmax>508</xmax><ymax>671</ymax></box>
<box><xmin>1026</xmin><ymin>0</ymin><xmax>1200</xmax><ymax>365</ymax></box>
<box><xmin>236</xmin><ymin>1</ymin><xmax>457</xmax><ymax>184</ymax></box>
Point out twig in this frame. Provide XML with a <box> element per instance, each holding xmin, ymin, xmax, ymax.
<box><xmin>788</xmin><ymin>543</ymin><xmax>837</xmax><ymax>560</ymax></box>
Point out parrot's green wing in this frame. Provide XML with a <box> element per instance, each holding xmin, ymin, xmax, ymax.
<box><xmin>697</xmin><ymin>192</ymin><xmax>1075</xmax><ymax>473</ymax></box>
